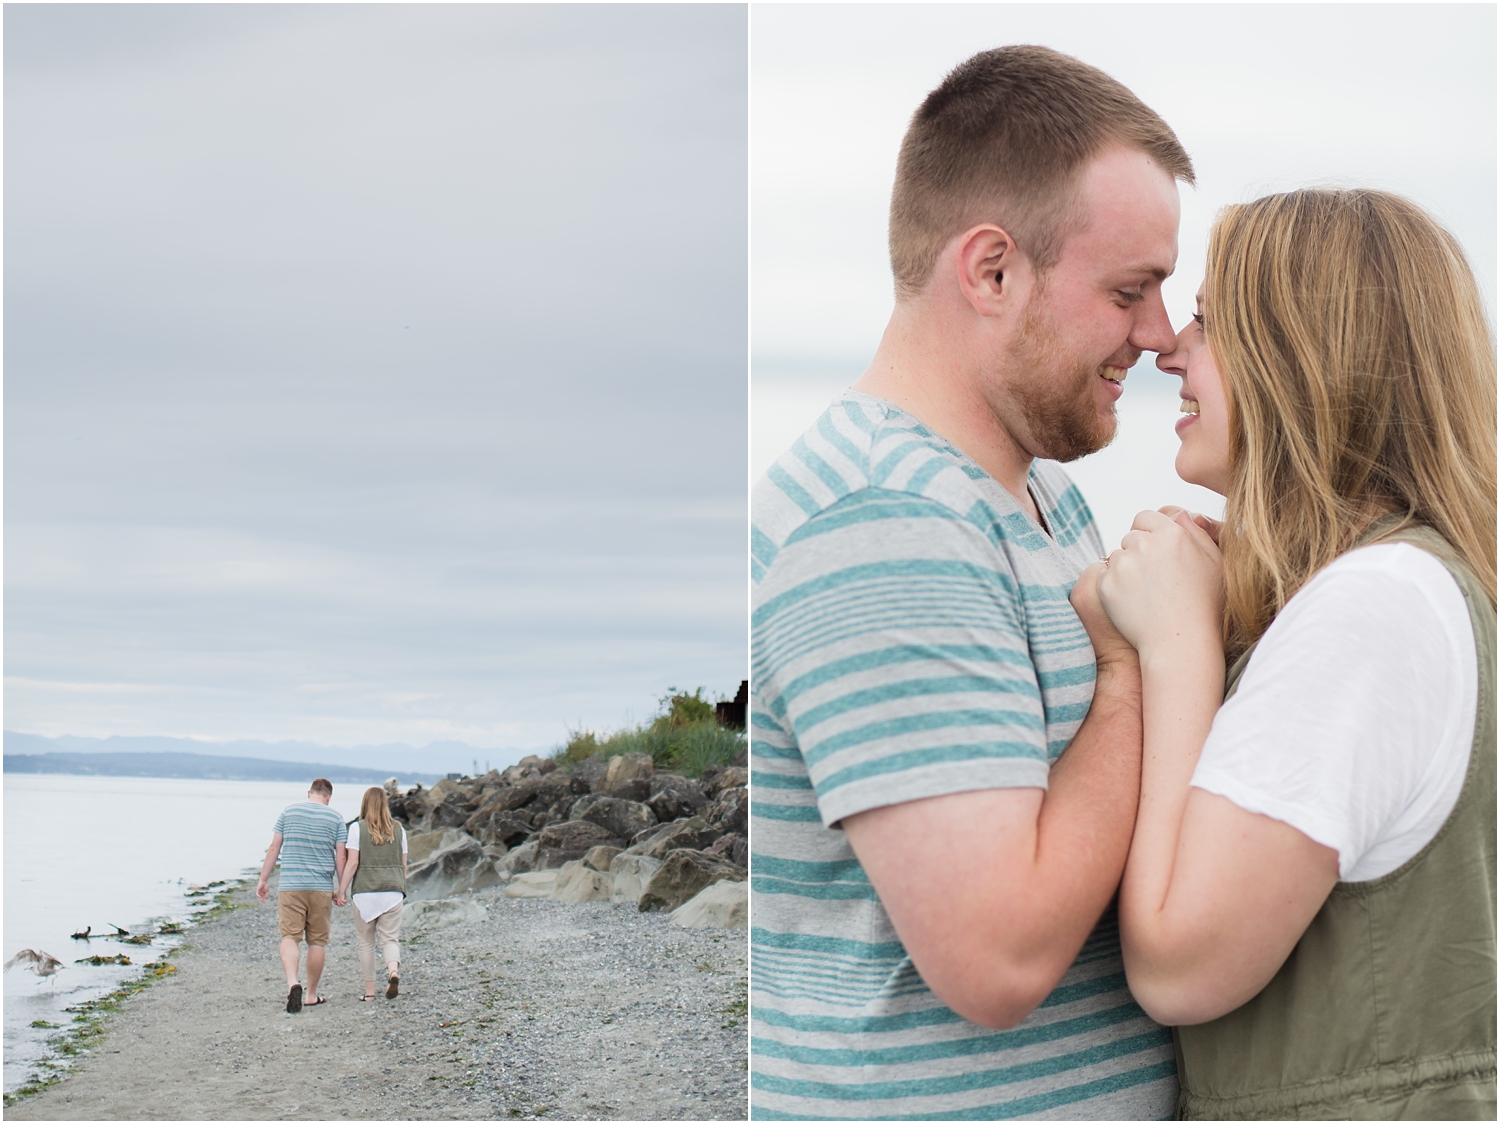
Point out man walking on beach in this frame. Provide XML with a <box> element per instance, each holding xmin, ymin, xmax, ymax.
<box><xmin>750</xmin><ymin>47</ymin><xmax>1191</xmax><ymax>1117</ymax></box>
<box><xmin>256</xmin><ymin>778</ymin><xmax>346</xmax><ymax>1013</ymax></box>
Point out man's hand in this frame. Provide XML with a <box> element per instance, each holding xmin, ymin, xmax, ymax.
<box><xmin>1071</xmin><ymin>561</ymin><xmax>1138</xmax><ymax>671</ymax></box>
<box><xmin>256</xmin><ymin>879</ymin><xmax>270</xmax><ymax>903</ymax></box>
<box><xmin>256</xmin><ymin>834</ymin><xmax>283</xmax><ymax>904</ymax></box>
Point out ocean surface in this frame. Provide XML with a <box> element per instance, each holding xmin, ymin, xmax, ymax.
<box><xmin>2</xmin><ymin>774</ymin><xmax>367</xmax><ymax>1093</ymax></box>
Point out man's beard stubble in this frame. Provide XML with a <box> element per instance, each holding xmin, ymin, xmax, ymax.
<box><xmin>1004</xmin><ymin>295</ymin><xmax>1119</xmax><ymax>464</ymax></box>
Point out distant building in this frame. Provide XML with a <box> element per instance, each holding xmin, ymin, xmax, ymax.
<box><xmin>716</xmin><ymin>680</ymin><xmax>748</xmax><ymax>731</ymax></box>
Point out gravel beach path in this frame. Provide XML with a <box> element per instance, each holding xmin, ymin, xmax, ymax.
<box><xmin>8</xmin><ymin>878</ymin><xmax>748</xmax><ymax>1120</ymax></box>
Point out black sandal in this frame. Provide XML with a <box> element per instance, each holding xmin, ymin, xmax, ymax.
<box><xmin>286</xmin><ymin>984</ymin><xmax>303</xmax><ymax>1013</ymax></box>
<box><xmin>386</xmin><ymin>974</ymin><xmax>399</xmax><ymax>999</ymax></box>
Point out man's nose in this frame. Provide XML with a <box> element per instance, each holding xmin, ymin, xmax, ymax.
<box><xmin>1130</xmin><ymin>290</ymin><xmax>1177</xmax><ymax>356</ymax></box>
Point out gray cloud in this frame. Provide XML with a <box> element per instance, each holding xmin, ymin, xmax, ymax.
<box><xmin>6</xmin><ymin>4</ymin><xmax>748</xmax><ymax>750</ymax></box>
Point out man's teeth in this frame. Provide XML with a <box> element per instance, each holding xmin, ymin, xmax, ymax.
<box><xmin>1099</xmin><ymin>366</ymin><xmax>1127</xmax><ymax>382</ymax></box>
<box><xmin>1179</xmin><ymin>400</ymin><xmax>1199</xmax><ymax>415</ymax></box>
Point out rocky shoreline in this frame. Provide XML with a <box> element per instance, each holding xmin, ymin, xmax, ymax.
<box><xmin>396</xmin><ymin>752</ymin><xmax>748</xmax><ymax>925</ymax></box>
<box><xmin>7</xmin><ymin>874</ymin><xmax>748</xmax><ymax>1120</ymax></box>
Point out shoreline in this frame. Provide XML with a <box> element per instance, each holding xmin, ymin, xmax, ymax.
<box><xmin>6</xmin><ymin>875</ymin><xmax>748</xmax><ymax>1120</ymax></box>
<box><xmin>4</xmin><ymin>877</ymin><xmax>257</xmax><ymax>1104</ymax></box>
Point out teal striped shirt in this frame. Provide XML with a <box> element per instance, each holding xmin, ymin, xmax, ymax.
<box><xmin>750</xmin><ymin>391</ymin><xmax>1176</xmax><ymax>1119</ymax></box>
<box><xmin>273</xmin><ymin>801</ymin><xmax>345</xmax><ymax>892</ymax></box>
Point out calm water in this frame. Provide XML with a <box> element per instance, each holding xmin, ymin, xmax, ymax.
<box><xmin>2</xmin><ymin>774</ymin><xmax>366</xmax><ymax>1093</ymax></box>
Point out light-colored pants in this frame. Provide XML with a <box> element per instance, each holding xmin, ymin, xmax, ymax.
<box><xmin>351</xmin><ymin>901</ymin><xmax>402</xmax><ymax>984</ymax></box>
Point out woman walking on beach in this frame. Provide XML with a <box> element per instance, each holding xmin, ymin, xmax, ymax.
<box><xmin>338</xmin><ymin>787</ymin><xmax>407</xmax><ymax>1001</ymax></box>
<box><xmin>1073</xmin><ymin>188</ymin><xmax>1495</xmax><ymax>1118</ymax></box>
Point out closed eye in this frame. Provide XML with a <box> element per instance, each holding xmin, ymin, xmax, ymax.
<box><xmin>1115</xmin><ymin>290</ymin><xmax>1146</xmax><ymax>305</ymax></box>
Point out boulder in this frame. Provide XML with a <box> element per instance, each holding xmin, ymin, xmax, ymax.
<box><xmin>705</xmin><ymin>787</ymin><xmax>748</xmax><ymax>836</ymax></box>
<box><xmin>704</xmin><ymin>832</ymin><xmax>745</xmax><ymax>867</ymax></box>
<box><xmin>567</xmin><ymin>793</ymin><xmax>609</xmax><ymax>821</ymax></box>
<box><xmin>582</xmin><ymin>845</ymin><xmax>621</xmax><ymax>872</ymax></box>
<box><xmin>406</xmin><ymin>832</ymin><xmax>500</xmax><ymax>900</ymax></box>
<box><xmin>470</xmin><ymin>809</ymin><xmax>534</xmax><ymax>847</ymax></box>
<box><xmin>624</xmin><ymin>815</ymin><xmax>722</xmax><ymax>859</ymax></box>
<box><xmin>429</xmin><ymin>794</ymin><xmax>472</xmax><ymax>830</ymax></box>
<box><xmin>581</xmin><ymin>797</ymin><xmax>658</xmax><ymax>841</ymax></box>
<box><xmin>500</xmin><ymin>839</ymin><xmax>539</xmax><ymax>874</ymax></box>
<box><xmin>609</xmin><ymin>854</ymin><xmax>662</xmax><ymax>905</ymax></box>
<box><xmin>702</xmin><ymin>765</ymin><xmax>748</xmax><ymax>797</ymax></box>
<box><xmin>503</xmin><ymin>870</ymin><xmax>559</xmax><ymax>898</ymax></box>
<box><xmin>638</xmin><ymin>849</ymin><xmax>745</xmax><ymax>912</ymax></box>
<box><xmin>609</xmin><ymin>777</ymin><xmax>651</xmax><ymax>803</ymax></box>
<box><xmin>403</xmin><ymin>898</ymin><xmax>487</xmax><ymax>931</ymax></box>
<box><xmin>599</xmin><ymin>751</ymin><xmax>654</xmax><ymax>794</ymax></box>
<box><xmin>550</xmin><ymin>860</ymin><xmax>612</xmax><ymax>904</ymax></box>
<box><xmin>668</xmin><ymin>879</ymin><xmax>747</xmax><ymax>929</ymax></box>
<box><xmin>570</xmin><ymin>753</ymin><xmax>609</xmax><ymax>792</ymax></box>
<box><xmin>646</xmin><ymin>774</ymin><xmax>707</xmax><ymax>822</ymax></box>
<box><xmin>407</xmin><ymin>829</ymin><xmax>455</xmax><ymax>866</ymax></box>
<box><xmin>426</xmin><ymin>777</ymin><xmax>463</xmax><ymax>805</ymax></box>
<box><xmin>535</xmin><ymin>820</ymin><xmax>625</xmax><ymax>869</ymax></box>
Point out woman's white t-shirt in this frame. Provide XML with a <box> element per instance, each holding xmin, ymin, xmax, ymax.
<box><xmin>346</xmin><ymin>821</ymin><xmax>407</xmax><ymax>922</ymax></box>
<box><xmin>1191</xmin><ymin>543</ymin><xmax>1478</xmax><ymax>882</ymax></box>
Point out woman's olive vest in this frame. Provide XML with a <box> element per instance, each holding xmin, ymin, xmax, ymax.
<box><xmin>350</xmin><ymin>820</ymin><xmax>406</xmax><ymax>897</ymax></box>
<box><xmin>1175</xmin><ymin>523</ymin><xmax>1496</xmax><ymax>1120</ymax></box>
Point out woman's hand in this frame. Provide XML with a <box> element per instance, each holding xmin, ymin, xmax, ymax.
<box><xmin>1070</xmin><ymin>561</ymin><xmax>1138</xmax><ymax>671</ymax></box>
<box><xmin>1097</xmin><ymin>509</ymin><xmax>1223</xmax><ymax>657</ymax></box>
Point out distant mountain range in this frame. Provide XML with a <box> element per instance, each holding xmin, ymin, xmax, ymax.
<box><xmin>3</xmin><ymin>731</ymin><xmax>539</xmax><ymax>777</ymax></box>
<box><xmin>4</xmin><ymin>751</ymin><xmax>444</xmax><ymax>786</ymax></box>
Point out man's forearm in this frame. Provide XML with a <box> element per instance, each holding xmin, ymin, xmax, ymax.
<box><xmin>844</xmin><ymin>657</ymin><xmax>1145</xmax><ymax>1028</ymax></box>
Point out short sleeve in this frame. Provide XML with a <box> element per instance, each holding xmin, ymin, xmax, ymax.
<box><xmin>755</xmin><ymin>489</ymin><xmax>1052</xmax><ymax>828</ymax></box>
<box><xmin>273</xmin><ymin>811</ymin><xmax>286</xmax><ymax>837</ymax></box>
<box><xmin>400</xmin><ymin>824</ymin><xmax>407</xmax><ymax>854</ymax></box>
<box><xmin>1192</xmin><ymin>545</ymin><xmax>1475</xmax><ymax>879</ymax></box>
<box><xmin>346</xmin><ymin>822</ymin><xmax>360</xmax><ymax>851</ymax></box>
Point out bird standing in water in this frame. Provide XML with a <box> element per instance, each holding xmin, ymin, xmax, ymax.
<box><xmin>70</xmin><ymin>926</ymin><xmax>92</xmax><ymax>940</ymax></box>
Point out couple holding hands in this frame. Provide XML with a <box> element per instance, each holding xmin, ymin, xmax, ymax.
<box><xmin>257</xmin><ymin>782</ymin><xmax>408</xmax><ymax>1010</ymax></box>
<box><xmin>750</xmin><ymin>46</ymin><xmax>1494</xmax><ymax>1120</ymax></box>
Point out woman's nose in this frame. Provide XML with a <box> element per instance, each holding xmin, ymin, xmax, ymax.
<box><xmin>1155</xmin><ymin>323</ymin><xmax>1191</xmax><ymax>375</ymax></box>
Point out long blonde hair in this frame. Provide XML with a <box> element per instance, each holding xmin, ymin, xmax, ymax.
<box><xmin>1206</xmin><ymin>189</ymin><xmax>1497</xmax><ymax>661</ymax></box>
<box><xmin>360</xmin><ymin>787</ymin><xmax>395</xmax><ymax>846</ymax></box>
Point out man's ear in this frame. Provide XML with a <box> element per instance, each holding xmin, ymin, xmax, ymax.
<box><xmin>954</xmin><ymin>224</ymin><xmax>1024</xmax><ymax>316</ymax></box>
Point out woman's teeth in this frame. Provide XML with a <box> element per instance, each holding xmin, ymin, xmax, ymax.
<box><xmin>1099</xmin><ymin>366</ymin><xmax>1127</xmax><ymax>382</ymax></box>
<box><xmin>1179</xmin><ymin>400</ymin><xmax>1199</xmax><ymax>415</ymax></box>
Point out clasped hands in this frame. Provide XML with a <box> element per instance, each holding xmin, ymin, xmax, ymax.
<box><xmin>1071</xmin><ymin>506</ymin><xmax>1224</xmax><ymax>666</ymax></box>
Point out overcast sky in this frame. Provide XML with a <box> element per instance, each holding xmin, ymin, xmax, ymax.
<box><xmin>751</xmin><ymin>4</ymin><xmax>1496</xmax><ymax>541</ymax></box>
<box><xmin>6</xmin><ymin>5</ymin><xmax>748</xmax><ymax>756</ymax></box>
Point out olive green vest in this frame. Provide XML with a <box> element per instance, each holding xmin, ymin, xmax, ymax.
<box><xmin>350</xmin><ymin>820</ymin><xmax>406</xmax><ymax>897</ymax></box>
<box><xmin>1176</xmin><ymin>523</ymin><xmax>1496</xmax><ymax>1120</ymax></box>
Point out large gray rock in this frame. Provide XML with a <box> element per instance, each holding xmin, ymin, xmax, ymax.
<box><xmin>407</xmin><ymin>829</ymin><xmax>457</xmax><ymax>866</ymax></box>
<box><xmin>598</xmin><ymin>751</ymin><xmax>654</xmax><ymax>794</ymax></box>
<box><xmin>429</xmin><ymin>794</ymin><xmax>471</xmax><ymax>830</ymax></box>
<box><xmin>550</xmin><ymin>860</ymin><xmax>612</xmax><ymax>904</ymax></box>
<box><xmin>404</xmin><ymin>898</ymin><xmax>487</xmax><ymax>931</ymax></box>
<box><xmin>472</xmin><ymin>810</ymin><xmax>534</xmax><ymax>847</ymax></box>
<box><xmin>499</xmin><ymin>839</ymin><xmax>539</xmax><ymax>874</ymax></box>
<box><xmin>624</xmin><ymin>815</ymin><xmax>722</xmax><ymax>859</ymax></box>
<box><xmin>582</xmin><ymin>797</ymin><xmax>658</xmax><ymax>841</ymax></box>
<box><xmin>646</xmin><ymin>774</ymin><xmax>707</xmax><ymax>822</ymax></box>
<box><xmin>702</xmin><ymin>765</ymin><xmax>748</xmax><ymax>797</ymax></box>
<box><xmin>406</xmin><ymin>832</ymin><xmax>499</xmax><ymax>900</ymax></box>
<box><xmin>668</xmin><ymin>879</ymin><xmax>747</xmax><ymax>929</ymax></box>
<box><xmin>639</xmin><ymin>849</ymin><xmax>745</xmax><ymax>912</ymax></box>
<box><xmin>609</xmin><ymin>854</ymin><xmax>662</xmax><ymax>904</ymax></box>
<box><xmin>568</xmin><ymin>793</ymin><xmax>609</xmax><ymax>822</ymax></box>
<box><xmin>704</xmin><ymin>832</ymin><xmax>746</xmax><ymax>868</ymax></box>
<box><xmin>582</xmin><ymin>845</ymin><xmax>621</xmax><ymax>872</ymax></box>
<box><xmin>535</xmin><ymin>819</ymin><xmax>625</xmax><ymax>869</ymax></box>
<box><xmin>570</xmin><ymin>753</ymin><xmax>609</xmax><ymax>791</ymax></box>
<box><xmin>704</xmin><ymin>787</ymin><xmax>748</xmax><ymax>836</ymax></box>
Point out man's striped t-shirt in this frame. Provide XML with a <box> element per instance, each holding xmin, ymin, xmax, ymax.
<box><xmin>273</xmin><ymin>801</ymin><xmax>345</xmax><ymax>892</ymax></box>
<box><xmin>750</xmin><ymin>391</ymin><xmax>1177</xmax><ymax>1120</ymax></box>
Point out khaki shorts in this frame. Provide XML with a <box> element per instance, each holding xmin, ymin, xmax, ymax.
<box><xmin>278</xmin><ymin>890</ymin><xmax>333</xmax><ymax>946</ymax></box>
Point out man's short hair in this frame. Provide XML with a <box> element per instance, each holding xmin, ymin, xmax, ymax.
<box><xmin>889</xmin><ymin>45</ymin><xmax>1194</xmax><ymax>300</ymax></box>
<box><xmin>309</xmin><ymin>778</ymin><xmax>333</xmax><ymax>798</ymax></box>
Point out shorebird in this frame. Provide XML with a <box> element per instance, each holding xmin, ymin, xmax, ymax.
<box><xmin>70</xmin><ymin>926</ymin><xmax>92</xmax><ymax>940</ymax></box>
<box><xmin>106</xmin><ymin>924</ymin><xmax>130</xmax><ymax>936</ymax></box>
<box><xmin>4</xmin><ymin>949</ymin><xmax>64</xmax><ymax>979</ymax></box>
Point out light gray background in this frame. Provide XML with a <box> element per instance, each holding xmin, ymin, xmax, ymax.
<box><xmin>752</xmin><ymin>3</ymin><xmax>1496</xmax><ymax>547</ymax></box>
<box><xmin>6</xmin><ymin>4</ymin><xmax>749</xmax><ymax>765</ymax></box>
